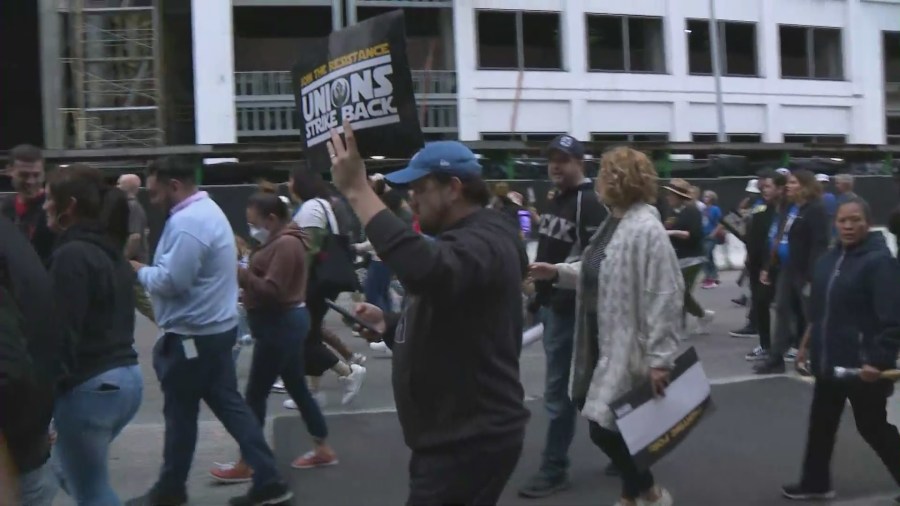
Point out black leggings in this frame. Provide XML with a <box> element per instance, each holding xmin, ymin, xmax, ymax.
<box><xmin>589</xmin><ymin>422</ymin><xmax>655</xmax><ymax>500</ymax></box>
<box><xmin>305</xmin><ymin>290</ymin><xmax>341</xmax><ymax>377</ymax></box>
<box><xmin>681</xmin><ymin>264</ymin><xmax>705</xmax><ymax>321</ymax></box>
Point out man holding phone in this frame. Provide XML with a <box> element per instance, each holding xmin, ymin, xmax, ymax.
<box><xmin>326</xmin><ymin>120</ymin><xmax>530</xmax><ymax>506</ymax></box>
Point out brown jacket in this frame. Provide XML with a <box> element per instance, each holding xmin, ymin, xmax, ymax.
<box><xmin>238</xmin><ymin>223</ymin><xmax>308</xmax><ymax>309</ymax></box>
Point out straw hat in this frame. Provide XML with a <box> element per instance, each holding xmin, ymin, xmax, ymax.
<box><xmin>664</xmin><ymin>178</ymin><xmax>694</xmax><ymax>199</ymax></box>
<box><xmin>745</xmin><ymin>179</ymin><xmax>760</xmax><ymax>194</ymax></box>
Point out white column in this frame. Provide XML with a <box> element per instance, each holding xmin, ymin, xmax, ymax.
<box><xmin>454</xmin><ymin>0</ymin><xmax>479</xmax><ymax>141</ymax></box>
<box><xmin>192</xmin><ymin>0</ymin><xmax>237</xmax><ymax>151</ymax></box>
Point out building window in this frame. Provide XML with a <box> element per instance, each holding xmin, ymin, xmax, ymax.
<box><xmin>481</xmin><ymin>133</ymin><xmax>564</xmax><ymax>142</ymax></box>
<box><xmin>779</xmin><ymin>26</ymin><xmax>843</xmax><ymax>80</ymax></box>
<box><xmin>586</xmin><ymin>15</ymin><xmax>665</xmax><ymax>73</ymax></box>
<box><xmin>686</xmin><ymin>19</ymin><xmax>759</xmax><ymax>77</ymax></box>
<box><xmin>885</xmin><ymin>32</ymin><xmax>900</xmax><ymax>83</ymax></box>
<box><xmin>592</xmin><ymin>133</ymin><xmax>669</xmax><ymax>143</ymax></box>
<box><xmin>692</xmin><ymin>133</ymin><xmax>762</xmax><ymax>143</ymax></box>
<box><xmin>783</xmin><ymin>134</ymin><xmax>847</xmax><ymax>144</ymax></box>
<box><xmin>888</xmin><ymin>117</ymin><xmax>900</xmax><ymax>145</ymax></box>
<box><xmin>477</xmin><ymin>10</ymin><xmax>562</xmax><ymax>70</ymax></box>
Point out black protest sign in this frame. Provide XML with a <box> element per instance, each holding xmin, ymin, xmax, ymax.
<box><xmin>293</xmin><ymin>10</ymin><xmax>423</xmax><ymax>171</ymax></box>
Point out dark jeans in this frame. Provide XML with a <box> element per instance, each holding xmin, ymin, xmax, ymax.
<box><xmin>702</xmin><ymin>238</ymin><xmax>719</xmax><ymax>281</ymax></box>
<box><xmin>589</xmin><ymin>422</ymin><xmax>655</xmax><ymax>500</ymax></box>
<box><xmin>801</xmin><ymin>379</ymin><xmax>900</xmax><ymax>491</ymax></box>
<box><xmin>407</xmin><ymin>434</ymin><xmax>523</xmax><ymax>506</ymax></box>
<box><xmin>681</xmin><ymin>264</ymin><xmax>705</xmax><ymax>321</ymax></box>
<box><xmin>749</xmin><ymin>272</ymin><xmax>775</xmax><ymax>350</ymax></box>
<box><xmin>772</xmin><ymin>270</ymin><xmax>808</xmax><ymax>360</ymax></box>
<box><xmin>364</xmin><ymin>260</ymin><xmax>393</xmax><ymax>313</ymax></box>
<box><xmin>305</xmin><ymin>290</ymin><xmax>341</xmax><ymax>377</ymax></box>
<box><xmin>537</xmin><ymin>307</ymin><xmax>577</xmax><ymax>478</ymax></box>
<box><xmin>152</xmin><ymin>328</ymin><xmax>281</xmax><ymax>495</ymax></box>
<box><xmin>246</xmin><ymin>306</ymin><xmax>328</xmax><ymax>440</ymax></box>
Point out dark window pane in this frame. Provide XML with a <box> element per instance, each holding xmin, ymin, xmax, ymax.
<box><xmin>784</xmin><ymin>134</ymin><xmax>815</xmax><ymax>143</ymax></box>
<box><xmin>477</xmin><ymin>11</ymin><xmax>518</xmax><ymax>69</ymax></box>
<box><xmin>729</xmin><ymin>134</ymin><xmax>762</xmax><ymax>143</ymax></box>
<box><xmin>629</xmin><ymin>17</ymin><xmax>665</xmax><ymax>72</ymax></box>
<box><xmin>813</xmin><ymin>28</ymin><xmax>843</xmax><ymax>79</ymax></box>
<box><xmin>687</xmin><ymin>19</ymin><xmax>712</xmax><ymax>74</ymax></box>
<box><xmin>815</xmin><ymin>135</ymin><xmax>846</xmax><ymax>144</ymax></box>
<box><xmin>522</xmin><ymin>12</ymin><xmax>562</xmax><ymax>69</ymax></box>
<box><xmin>633</xmin><ymin>133</ymin><xmax>669</xmax><ymax>142</ymax></box>
<box><xmin>692</xmin><ymin>133</ymin><xmax>718</xmax><ymax>142</ymax></box>
<box><xmin>780</xmin><ymin>26</ymin><xmax>809</xmax><ymax>78</ymax></box>
<box><xmin>586</xmin><ymin>15</ymin><xmax>625</xmax><ymax>71</ymax></box>
<box><xmin>888</xmin><ymin>116</ymin><xmax>900</xmax><ymax>135</ymax></box>
<box><xmin>724</xmin><ymin>22</ymin><xmax>757</xmax><ymax>76</ymax></box>
<box><xmin>885</xmin><ymin>32</ymin><xmax>900</xmax><ymax>83</ymax></box>
<box><xmin>592</xmin><ymin>133</ymin><xmax>630</xmax><ymax>142</ymax></box>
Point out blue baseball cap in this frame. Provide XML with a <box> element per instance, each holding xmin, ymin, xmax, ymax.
<box><xmin>385</xmin><ymin>141</ymin><xmax>482</xmax><ymax>186</ymax></box>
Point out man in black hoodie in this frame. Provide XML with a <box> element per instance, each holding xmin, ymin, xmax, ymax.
<box><xmin>0</xmin><ymin>215</ymin><xmax>60</xmax><ymax>505</ymax></box>
<box><xmin>328</xmin><ymin>121</ymin><xmax>529</xmax><ymax>506</ymax></box>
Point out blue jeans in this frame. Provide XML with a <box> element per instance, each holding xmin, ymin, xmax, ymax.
<box><xmin>364</xmin><ymin>260</ymin><xmax>393</xmax><ymax>313</ymax></box>
<box><xmin>152</xmin><ymin>328</ymin><xmax>281</xmax><ymax>495</ymax></box>
<box><xmin>52</xmin><ymin>365</ymin><xmax>143</xmax><ymax>505</ymax></box>
<box><xmin>538</xmin><ymin>307</ymin><xmax>577</xmax><ymax>478</ymax></box>
<box><xmin>246</xmin><ymin>306</ymin><xmax>328</xmax><ymax>439</ymax></box>
<box><xmin>703</xmin><ymin>238</ymin><xmax>719</xmax><ymax>281</ymax></box>
<box><xmin>19</xmin><ymin>462</ymin><xmax>58</xmax><ymax>506</ymax></box>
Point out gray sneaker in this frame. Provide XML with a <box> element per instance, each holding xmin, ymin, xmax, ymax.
<box><xmin>518</xmin><ymin>473</ymin><xmax>571</xmax><ymax>498</ymax></box>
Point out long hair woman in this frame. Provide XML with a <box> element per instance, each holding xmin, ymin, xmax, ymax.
<box><xmin>755</xmin><ymin>169</ymin><xmax>829</xmax><ymax>374</ymax></box>
<box><xmin>784</xmin><ymin>198</ymin><xmax>900</xmax><ymax>500</ymax></box>
<box><xmin>210</xmin><ymin>187</ymin><xmax>336</xmax><ymax>482</ymax></box>
<box><xmin>44</xmin><ymin>164</ymin><xmax>142</xmax><ymax>505</ymax></box>
<box><xmin>530</xmin><ymin>147</ymin><xmax>681</xmax><ymax>506</ymax></box>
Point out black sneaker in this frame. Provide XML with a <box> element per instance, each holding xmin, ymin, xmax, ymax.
<box><xmin>729</xmin><ymin>325</ymin><xmax>759</xmax><ymax>339</ymax></box>
<box><xmin>604</xmin><ymin>462</ymin><xmax>620</xmax><ymax>477</ymax></box>
<box><xmin>518</xmin><ymin>472</ymin><xmax>571</xmax><ymax>498</ymax></box>
<box><xmin>744</xmin><ymin>346</ymin><xmax>769</xmax><ymax>361</ymax></box>
<box><xmin>781</xmin><ymin>483</ymin><xmax>835</xmax><ymax>500</ymax></box>
<box><xmin>125</xmin><ymin>486</ymin><xmax>188</xmax><ymax>506</ymax></box>
<box><xmin>754</xmin><ymin>359</ymin><xmax>786</xmax><ymax>375</ymax></box>
<box><xmin>229</xmin><ymin>481</ymin><xmax>294</xmax><ymax>506</ymax></box>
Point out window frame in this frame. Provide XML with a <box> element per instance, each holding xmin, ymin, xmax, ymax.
<box><xmin>591</xmin><ymin>132</ymin><xmax>670</xmax><ymax>143</ymax></box>
<box><xmin>686</xmin><ymin>18</ymin><xmax>760</xmax><ymax>78</ymax></box>
<box><xmin>585</xmin><ymin>14</ymin><xmax>667</xmax><ymax>74</ymax></box>
<box><xmin>475</xmin><ymin>9</ymin><xmax>564</xmax><ymax>71</ymax></box>
<box><xmin>778</xmin><ymin>25</ymin><xmax>845</xmax><ymax>81</ymax></box>
<box><xmin>783</xmin><ymin>134</ymin><xmax>848</xmax><ymax>144</ymax></box>
<box><xmin>691</xmin><ymin>133</ymin><xmax>763</xmax><ymax>143</ymax></box>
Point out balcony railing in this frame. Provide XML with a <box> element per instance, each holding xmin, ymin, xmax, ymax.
<box><xmin>234</xmin><ymin>70</ymin><xmax>457</xmax><ymax>137</ymax></box>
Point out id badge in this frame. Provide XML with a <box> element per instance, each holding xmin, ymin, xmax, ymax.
<box><xmin>182</xmin><ymin>338</ymin><xmax>198</xmax><ymax>360</ymax></box>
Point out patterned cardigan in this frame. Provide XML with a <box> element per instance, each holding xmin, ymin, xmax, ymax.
<box><xmin>555</xmin><ymin>203</ymin><xmax>684</xmax><ymax>430</ymax></box>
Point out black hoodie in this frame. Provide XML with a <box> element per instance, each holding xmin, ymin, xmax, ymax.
<box><xmin>50</xmin><ymin>223</ymin><xmax>138</xmax><ymax>392</ymax></box>
<box><xmin>365</xmin><ymin>207</ymin><xmax>530</xmax><ymax>452</ymax></box>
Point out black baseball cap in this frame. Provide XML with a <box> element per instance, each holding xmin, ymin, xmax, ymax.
<box><xmin>545</xmin><ymin>134</ymin><xmax>585</xmax><ymax>160</ymax></box>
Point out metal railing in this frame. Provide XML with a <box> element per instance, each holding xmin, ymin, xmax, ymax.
<box><xmin>234</xmin><ymin>70</ymin><xmax>458</xmax><ymax>136</ymax></box>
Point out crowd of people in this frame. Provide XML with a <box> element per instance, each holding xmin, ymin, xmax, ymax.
<box><xmin>2</xmin><ymin>125</ymin><xmax>900</xmax><ymax>506</ymax></box>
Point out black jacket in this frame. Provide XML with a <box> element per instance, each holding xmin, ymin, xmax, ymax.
<box><xmin>50</xmin><ymin>224</ymin><xmax>138</xmax><ymax>392</ymax></box>
<box><xmin>367</xmin><ymin>208</ymin><xmax>530</xmax><ymax>451</ymax></box>
<box><xmin>745</xmin><ymin>201</ymin><xmax>777</xmax><ymax>275</ymax></box>
<box><xmin>808</xmin><ymin>233</ymin><xmax>900</xmax><ymax>377</ymax></box>
<box><xmin>0</xmin><ymin>216</ymin><xmax>60</xmax><ymax>474</ymax></box>
<box><xmin>665</xmin><ymin>204</ymin><xmax>704</xmax><ymax>259</ymax></box>
<box><xmin>0</xmin><ymin>193</ymin><xmax>56</xmax><ymax>266</ymax></box>
<box><xmin>782</xmin><ymin>200</ymin><xmax>829</xmax><ymax>284</ymax></box>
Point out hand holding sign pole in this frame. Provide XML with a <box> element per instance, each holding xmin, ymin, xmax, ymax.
<box><xmin>327</xmin><ymin>119</ymin><xmax>368</xmax><ymax>195</ymax></box>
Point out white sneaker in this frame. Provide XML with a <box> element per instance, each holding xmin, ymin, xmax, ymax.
<box><xmin>271</xmin><ymin>380</ymin><xmax>286</xmax><ymax>394</ymax></box>
<box><xmin>369</xmin><ymin>341</ymin><xmax>393</xmax><ymax>358</ymax></box>
<box><xmin>283</xmin><ymin>398</ymin><xmax>297</xmax><ymax>410</ymax></box>
<box><xmin>349</xmin><ymin>352</ymin><xmax>367</xmax><ymax>366</ymax></box>
<box><xmin>693</xmin><ymin>310</ymin><xmax>715</xmax><ymax>335</ymax></box>
<box><xmin>784</xmin><ymin>347</ymin><xmax>799</xmax><ymax>362</ymax></box>
<box><xmin>340</xmin><ymin>364</ymin><xmax>366</xmax><ymax>405</ymax></box>
<box><xmin>639</xmin><ymin>487</ymin><xmax>673</xmax><ymax>506</ymax></box>
<box><xmin>239</xmin><ymin>334</ymin><xmax>253</xmax><ymax>346</ymax></box>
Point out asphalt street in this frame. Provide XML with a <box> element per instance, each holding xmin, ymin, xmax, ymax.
<box><xmin>52</xmin><ymin>271</ymin><xmax>900</xmax><ymax>505</ymax></box>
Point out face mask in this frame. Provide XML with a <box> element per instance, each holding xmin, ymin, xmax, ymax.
<box><xmin>249</xmin><ymin>224</ymin><xmax>269</xmax><ymax>243</ymax></box>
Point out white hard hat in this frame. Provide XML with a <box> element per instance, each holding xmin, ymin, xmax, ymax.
<box><xmin>745</xmin><ymin>179</ymin><xmax>760</xmax><ymax>194</ymax></box>
<box><xmin>815</xmin><ymin>173</ymin><xmax>830</xmax><ymax>183</ymax></box>
<box><xmin>776</xmin><ymin>167</ymin><xmax>791</xmax><ymax>176</ymax></box>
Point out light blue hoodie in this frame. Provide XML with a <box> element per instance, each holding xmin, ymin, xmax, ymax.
<box><xmin>137</xmin><ymin>193</ymin><xmax>238</xmax><ymax>336</ymax></box>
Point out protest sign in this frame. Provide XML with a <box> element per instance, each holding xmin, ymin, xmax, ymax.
<box><xmin>292</xmin><ymin>10</ymin><xmax>423</xmax><ymax>171</ymax></box>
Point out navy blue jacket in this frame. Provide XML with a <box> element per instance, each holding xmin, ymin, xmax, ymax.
<box><xmin>808</xmin><ymin>232</ymin><xmax>900</xmax><ymax>377</ymax></box>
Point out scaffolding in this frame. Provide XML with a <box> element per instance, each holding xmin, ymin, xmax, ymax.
<box><xmin>61</xmin><ymin>0</ymin><xmax>163</xmax><ymax>149</ymax></box>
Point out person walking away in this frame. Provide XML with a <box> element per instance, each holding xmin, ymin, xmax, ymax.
<box><xmin>783</xmin><ymin>197</ymin><xmax>900</xmax><ymax>501</ymax></box>
<box><xmin>740</xmin><ymin>172</ymin><xmax>786</xmax><ymax>361</ymax></box>
<box><xmin>285</xmin><ymin>167</ymin><xmax>366</xmax><ymax>409</ymax></box>
<box><xmin>700</xmin><ymin>190</ymin><xmax>723</xmax><ymax>288</ymax></box>
<box><xmin>117</xmin><ymin>173</ymin><xmax>155</xmax><ymax>323</ymax></box>
<box><xmin>210</xmin><ymin>189</ymin><xmax>336</xmax><ymax>483</ymax></box>
<box><xmin>0</xmin><ymin>144</ymin><xmax>56</xmax><ymax>264</ymax></box>
<box><xmin>42</xmin><ymin>165</ymin><xmax>143</xmax><ymax>505</ymax></box>
<box><xmin>331</xmin><ymin>124</ymin><xmax>530</xmax><ymax>506</ymax></box>
<box><xmin>816</xmin><ymin>174</ymin><xmax>837</xmax><ymax>225</ymax></box>
<box><xmin>127</xmin><ymin>156</ymin><xmax>292</xmax><ymax>506</ymax></box>
<box><xmin>755</xmin><ymin>169</ymin><xmax>829</xmax><ymax>374</ymax></box>
<box><xmin>663</xmin><ymin>179</ymin><xmax>714</xmax><ymax>334</ymax></box>
<box><xmin>729</xmin><ymin>178</ymin><xmax>765</xmax><ymax>334</ymax></box>
<box><xmin>530</xmin><ymin>147</ymin><xmax>680</xmax><ymax>506</ymax></box>
<box><xmin>519</xmin><ymin>134</ymin><xmax>608</xmax><ymax>497</ymax></box>
<box><xmin>0</xmin><ymin>215</ymin><xmax>61</xmax><ymax>505</ymax></box>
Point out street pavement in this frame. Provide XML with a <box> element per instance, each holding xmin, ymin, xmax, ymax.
<box><xmin>53</xmin><ymin>271</ymin><xmax>900</xmax><ymax>505</ymax></box>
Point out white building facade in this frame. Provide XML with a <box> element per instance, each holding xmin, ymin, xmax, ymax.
<box><xmin>192</xmin><ymin>0</ymin><xmax>900</xmax><ymax>146</ymax></box>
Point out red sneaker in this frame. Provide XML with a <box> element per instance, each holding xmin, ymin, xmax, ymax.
<box><xmin>291</xmin><ymin>450</ymin><xmax>339</xmax><ymax>469</ymax></box>
<box><xmin>209</xmin><ymin>461</ymin><xmax>253</xmax><ymax>483</ymax></box>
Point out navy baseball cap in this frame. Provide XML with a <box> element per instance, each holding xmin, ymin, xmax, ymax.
<box><xmin>385</xmin><ymin>141</ymin><xmax>482</xmax><ymax>186</ymax></box>
<box><xmin>545</xmin><ymin>134</ymin><xmax>585</xmax><ymax>159</ymax></box>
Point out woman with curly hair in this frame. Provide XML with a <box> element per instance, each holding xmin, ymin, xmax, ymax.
<box><xmin>530</xmin><ymin>147</ymin><xmax>681</xmax><ymax>506</ymax></box>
